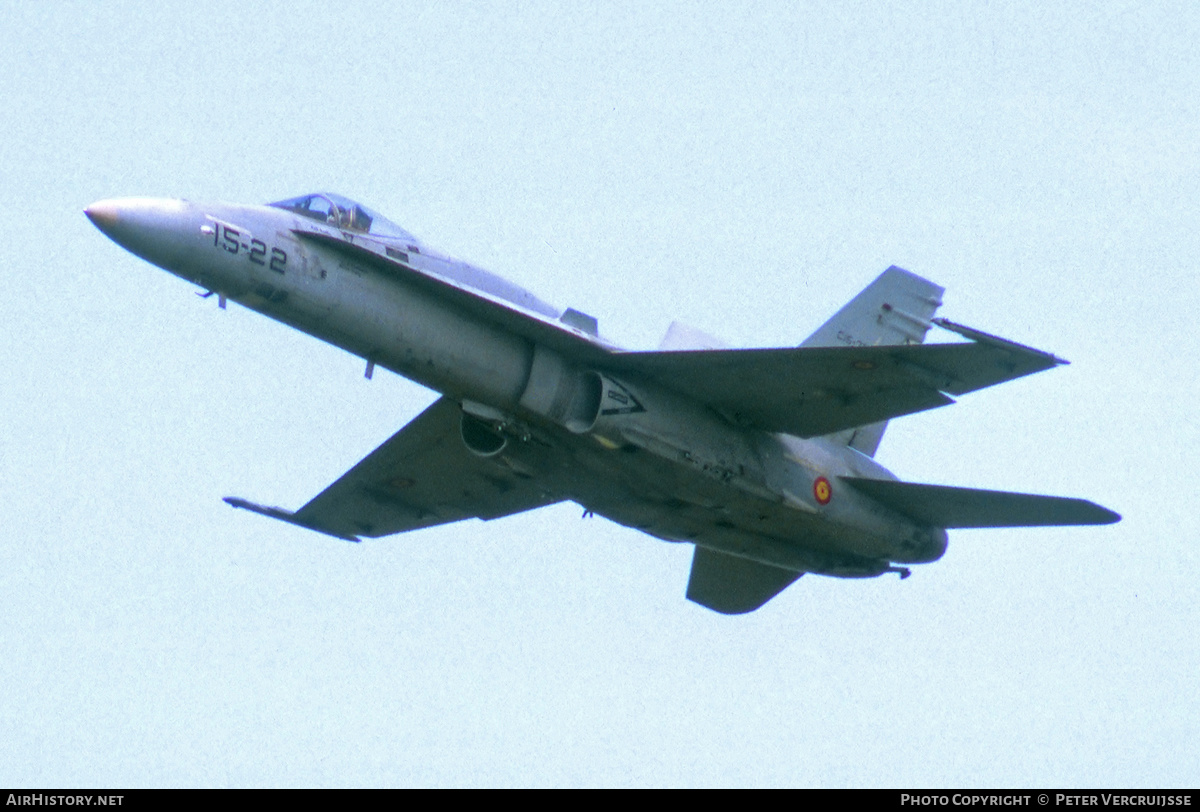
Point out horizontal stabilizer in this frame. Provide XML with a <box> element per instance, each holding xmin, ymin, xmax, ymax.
<box><xmin>686</xmin><ymin>546</ymin><xmax>803</xmax><ymax>614</ymax></box>
<box><xmin>841</xmin><ymin>478</ymin><xmax>1121</xmax><ymax>528</ymax></box>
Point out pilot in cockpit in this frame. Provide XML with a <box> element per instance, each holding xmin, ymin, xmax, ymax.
<box><xmin>340</xmin><ymin>205</ymin><xmax>373</xmax><ymax>233</ymax></box>
<box><xmin>269</xmin><ymin>193</ymin><xmax>418</xmax><ymax>244</ymax></box>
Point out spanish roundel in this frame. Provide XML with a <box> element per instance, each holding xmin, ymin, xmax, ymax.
<box><xmin>813</xmin><ymin>476</ymin><xmax>832</xmax><ymax>505</ymax></box>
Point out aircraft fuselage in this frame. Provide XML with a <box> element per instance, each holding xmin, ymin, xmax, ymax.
<box><xmin>86</xmin><ymin>196</ymin><xmax>947</xmax><ymax>580</ymax></box>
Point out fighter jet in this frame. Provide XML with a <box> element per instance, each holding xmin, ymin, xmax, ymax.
<box><xmin>85</xmin><ymin>193</ymin><xmax>1119</xmax><ymax>614</ymax></box>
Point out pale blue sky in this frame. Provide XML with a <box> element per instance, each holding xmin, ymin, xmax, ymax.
<box><xmin>1</xmin><ymin>1</ymin><xmax>1197</xmax><ymax>787</ymax></box>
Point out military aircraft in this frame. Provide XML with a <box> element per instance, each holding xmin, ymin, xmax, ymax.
<box><xmin>85</xmin><ymin>193</ymin><xmax>1119</xmax><ymax>614</ymax></box>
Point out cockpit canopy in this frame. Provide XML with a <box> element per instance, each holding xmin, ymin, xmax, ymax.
<box><xmin>269</xmin><ymin>193</ymin><xmax>417</xmax><ymax>243</ymax></box>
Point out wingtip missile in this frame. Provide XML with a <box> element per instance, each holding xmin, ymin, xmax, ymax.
<box><xmin>224</xmin><ymin>496</ymin><xmax>361</xmax><ymax>542</ymax></box>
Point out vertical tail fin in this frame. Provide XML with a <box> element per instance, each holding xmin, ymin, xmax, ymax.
<box><xmin>802</xmin><ymin>266</ymin><xmax>945</xmax><ymax>456</ymax></box>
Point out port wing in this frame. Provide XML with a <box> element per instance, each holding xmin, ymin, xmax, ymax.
<box><xmin>226</xmin><ymin>397</ymin><xmax>561</xmax><ymax>540</ymax></box>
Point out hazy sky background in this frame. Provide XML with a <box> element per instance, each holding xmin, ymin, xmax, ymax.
<box><xmin>2</xmin><ymin>1</ymin><xmax>1197</xmax><ymax>787</ymax></box>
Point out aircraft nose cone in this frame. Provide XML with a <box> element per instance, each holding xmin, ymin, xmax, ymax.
<box><xmin>85</xmin><ymin>199</ymin><xmax>123</xmax><ymax>236</ymax></box>
<box><xmin>85</xmin><ymin>197</ymin><xmax>195</xmax><ymax>271</ymax></box>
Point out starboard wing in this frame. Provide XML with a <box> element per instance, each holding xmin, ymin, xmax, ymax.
<box><xmin>288</xmin><ymin>234</ymin><xmax>1067</xmax><ymax>444</ymax></box>
<box><xmin>289</xmin><ymin>238</ymin><xmax>1063</xmax><ymax>442</ymax></box>
<box><xmin>606</xmin><ymin>327</ymin><xmax>1065</xmax><ymax>438</ymax></box>
<box><xmin>226</xmin><ymin>397</ymin><xmax>562</xmax><ymax>540</ymax></box>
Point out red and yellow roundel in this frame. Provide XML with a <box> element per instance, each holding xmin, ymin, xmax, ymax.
<box><xmin>813</xmin><ymin>476</ymin><xmax>832</xmax><ymax>505</ymax></box>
